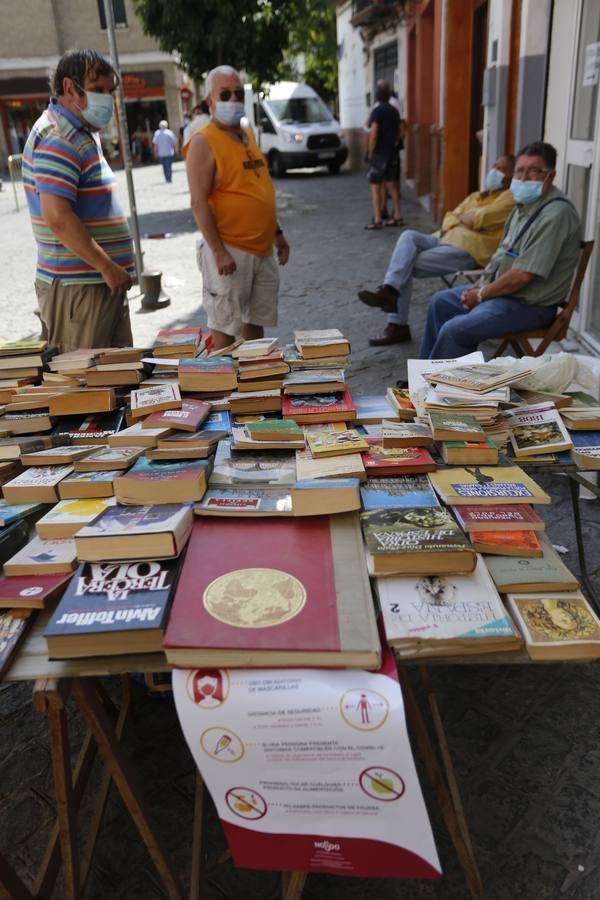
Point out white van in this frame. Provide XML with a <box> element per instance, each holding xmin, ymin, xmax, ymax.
<box><xmin>245</xmin><ymin>81</ymin><xmax>348</xmax><ymax>176</ymax></box>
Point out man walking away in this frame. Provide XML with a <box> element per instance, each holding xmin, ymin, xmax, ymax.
<box><xmin>153</xmin><ymin>120</ymin><xmax>177</xmax><ymax>182</ymax></box>
<box><xmin>22</xmin><ymin>48</ymin><xmax>135</xmax><ymax>352</ymax></box>
<box><xmin>365</xmin><ymin>81</ymin><xmax>402</xmax><ymax>230</ymax></box>
<box><xmin>185</xmin><ymin>65</ymin><xmax>290</xmax><ymax>350</ymax></box>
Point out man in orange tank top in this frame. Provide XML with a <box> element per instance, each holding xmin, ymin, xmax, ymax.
<box><xmin>186</xmin><ymin>65</ymin><xmax>290</xmax><ymax>349</ymax></box>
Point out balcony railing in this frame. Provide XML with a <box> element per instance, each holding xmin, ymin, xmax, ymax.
<box><xmin>350</xmin><ymin>0</ymin><xmax>402</xmax><ymax>28</ymax></box>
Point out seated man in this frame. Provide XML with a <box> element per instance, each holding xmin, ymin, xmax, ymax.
<box><xmin>358</xmin><ymin>155</ymin><xmax>515</xmax><ymax>345</ymax></box>
<box><xmin>419</xmin><ymin>142</ymin><xmax>582</xmax><ymax>360</ymax></box>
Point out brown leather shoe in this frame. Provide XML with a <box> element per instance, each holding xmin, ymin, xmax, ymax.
<box><xmin>358</xmin><ymin>284</ymin><xmax>398</xmax><ymax>313</ymax></box>
<box><xmin>368</xmin><ymin>323</ymin><xmax>412</xmax><ymax>346</ymax></box>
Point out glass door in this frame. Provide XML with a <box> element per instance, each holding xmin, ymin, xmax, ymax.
<box><xmin>563</xmin><ymin>0</ymin><xmax>600</xmax><ymax>347</ymax></box>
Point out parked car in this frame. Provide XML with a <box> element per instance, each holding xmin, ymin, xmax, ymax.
<box><xmin>244</xmin><ymin>81</ymin><xmax>348</xmax><ymax>176</ymax></box>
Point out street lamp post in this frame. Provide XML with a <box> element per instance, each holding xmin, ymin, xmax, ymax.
<box><xmin>102</xmin><ymin>0</ymin><xmax>170</xmax><ymax>311</ymax></box>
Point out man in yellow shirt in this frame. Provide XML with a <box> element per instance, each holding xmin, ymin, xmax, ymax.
<box><xmin>186</xmin><ymin>66</ymin><xmax>290</xmax><ymax>349</ymax></box>
<box><xmin>358</xmin><ymin>155</ymin><xmax>515</xmax><ymax>345</ymax></box>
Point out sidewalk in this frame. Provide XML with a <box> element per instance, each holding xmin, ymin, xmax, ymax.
<box><xmin>1</xmin><ymin>163</ymin><xmax>600</xmax><ymax>900</ymax></box>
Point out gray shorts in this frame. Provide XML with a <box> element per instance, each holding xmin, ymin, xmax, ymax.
<box><xmin>198</xmin><ymin>240</ymin><xmax>279</xmax><ymax>335</ymax></box>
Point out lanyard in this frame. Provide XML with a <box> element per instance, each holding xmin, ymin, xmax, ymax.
<box><xmin>506</xmin><ymin>197</ymin><xmax>573</xmax><ymax>256</ymax></box>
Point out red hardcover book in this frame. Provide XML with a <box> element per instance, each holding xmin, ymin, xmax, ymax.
<box><xmin>0</xmin><ymin>572</ymin><xmax>72</xmax><ymax>609</ymax></box>
<box><xmin>452</xmin><ymin>504</ymin><xmax>546</xmax><ymax>533</ymax></box>
<box><xmin>281</xmin><ymin>387</ymin><xmax>356</xmax><ymax>424</ymax></box>
<box><xmin>163</xmin><ymin>513</ymin><xmax>379</xmax><ymax>668</ymax></box>
<box><xmin>361</xmin><ymin>441</ymin><xmax>437</xmax><ymax>476</ymax></box>
<box><xmin>142</xmin><ymin>399</ymin><xmax>211</xmax><ymax>432</ymax></box>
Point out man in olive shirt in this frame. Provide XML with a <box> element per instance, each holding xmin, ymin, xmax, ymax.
<box><xmin>419</xmin><ymin>142</ymin><xmax>582</xmax><ymax>359</ymax></box>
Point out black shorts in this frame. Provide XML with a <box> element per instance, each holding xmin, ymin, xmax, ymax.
<box><xmin>368</xmin><ymin>153</ymin><xmax>400</xmax><ymax>184</ymax></box>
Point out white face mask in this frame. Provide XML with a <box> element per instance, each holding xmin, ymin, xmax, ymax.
<box><xmin>74</xmin><ymin>83</ymin><xmax>114</xmax><ymax>130</ymax></box>
<box><xmin>214</xmin><ymin>101</ymin><xmax>245</xmax><ymax>127</ymax></box>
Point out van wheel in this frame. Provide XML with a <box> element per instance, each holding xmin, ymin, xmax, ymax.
<box><xmin>328</xmin><ymin>162</ymin><xmax>341</xmax><ymax>174</ymax></box>
<box><xmin>269</xmin><ymin>151</ymin><xmax>286</xmax><ymax>178</ymax></box>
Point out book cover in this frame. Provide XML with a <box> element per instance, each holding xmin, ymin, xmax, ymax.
<box><xmin>295</xmin><ymin>448</ymin><xmax>365</xmax><ymax>481</ymax></box>
<box><xmin>0</xmin><ymin>572</ymin><xmax>72</xmax><ymax>609</ymax></box>
<box><xmin>77</xmin><ymin>502</ymin><xmax>190</xmax><ymax>538</ymax></box>
<box><xmin>44</xmin><ymin>558</ymin><xmax>182</xmax><ymax>656</ymax></box>
<box><xmin>231</xmin><ymin>426</ymin><xmax>305</xmax><ymax>451</ymax></box>
<box><xmin>361</xmin><ymin>442</ymin><xmax>437</xmax><ymax>475</ymax></box>
<box><xmin>73</xmin><ymin>446</ymin><xmax>144</xmax><ymax>471</ymax></box>
<box><xmin>483</xmin><ymin>534</ymin><xmax>579</xmax><ymax>592</ymax></box>
<box><xmin>429</xmin><ymin>466</ymin><xmax>551</xmax><ymax>505</ymax></box>
<box><xmin>360</xmin><ymin>475</ymin><xmax>440</xmax><ymax>510</ymax></box>
<box><xmin>378</xmin><ymin>557</ymin><xmax>518</xmax><ymax>649</ymax></box>
<box><xmin>0</xmin><ymin>499</ymin><xmax>45</xmax><ymax>526</ymax></box>
<box><xmin>115</xmin><ymin>457</ymin><xmax>209</xmax><ymax>484</ymax></box>
<box><xmin>4</xmin><ymin>536</ymin><xmax>77</xmax><ymax>575</ymax></box>
<box><xmin>143</xmin><ymin>399</ymin><xmax>211</xmax><ymax>432</ymax></box>
<box><xmin>353</xmin><ymin>395</ymin><xmax>399</xmax><ymax>424</ymax></box>
<box><xmin>3</xmin><ymin>464</ymin><xmax>73</xmax><ymax>493</ymax></box>
<box><xmin>429</xmin><ymin>412</ymin><xmax>484</xmax><ymax>440</ymax></box>
<box><xmin>178</xmin><ymin>357</ymin><xmax>237</xmax><ymax>391</ymax></box>
<box><xmin>0</xmin><ymin>609</ymin><xmax>33</xmax><ymax>679</ymax></box>
<box><xmin>386</xmin><ymin>387</ymin><xmax>416</xmax><ymax>417</ymax></box>
<box><xmin>211</xmin><ymin>442</ymin><xmax>296</xmax><ymax>485</ymax></box>
<box><xmin>507</xmin><ymin>592</ymin><xmax>600</xmax><ymax>660</ymax></box>
<box><xmin>306</xmin><ymin>429</ymin><xmax>369</xmax><ymax>458</ymax></box>
<box><xmin>20</xmin><ymin>444</ymin><xmax>98</xmax><ymax>465</ymax></box>
<box><xmin>163</xmin><ymin>513</ymin><xmax>380</xmax><ymax>668</ymax></box>
<box><xmin>282</xmin><ymin>387</ymin><xmax>355</xmax><ymax>420</ymax></box>
<box><xmin>36</xmin><ymin>497</ymin><xmax>116</xmax><ymax>539</ymax></box>
<box><xmin>471</xmin><ymin>529</ymin><xmax>543</xmax><ymax>556</ymax></box>
<box><xmin>232</xmin><ymin>338</ymin><xmax>278</xmax><ymax>358</ymax></box>
<box><xmin>361</xmin><ymin>507</ymin><xmax>471</xmax><ymax>556</ymax></box>
<box><xmin>246</xmin><ymin>419</ymin><xmax>303</xmax><ymax>439</ymax></box>
<box><xmin>195</xmin><ymin>487</ymin><xmax>294</xmax><ymax>516</ymax></box>
<box><xmin>130</xmin><ymin>384</ymin><xmax>181</xmax><ymax>418</ymax></box>
<box><xmin>507</xmin><ymin>403</ymin><xmax>573</xmax><ymax>456</ymax></box>
<box><xmin>452</xmin><ymin>504</ymin><xmax>545</xmax><ymax>532</ymax></box>
<box><xmin>58</xmin><ymin>470</ymin><xmax>116</xmax><ymax>498</ymax></box>
<box><xmin>381</xmin><ymin>422</ymin><xmax>433</xmax><ymax>447</ymax></box>
<box><xmin>423</xmin><ymin>362</ymin><xmax>531</xmax><ymax>392</ymax></box>
<box><xmin>51</xmin><ymin>409</ymin><xmax>125</xmax><ymax>443</ymax></box>
<box><xmin>107</xmin><ymin>421</ymin><xmax>171</xmax><ymax>447</ymax></box>
<box><xmin>153</xmin><ymin>326</ymin><xmax>202</xmax><ymax>349</ymax></box>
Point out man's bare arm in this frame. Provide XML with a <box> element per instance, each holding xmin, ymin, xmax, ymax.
<box><xmin>39</xmin><ymin>193</ymin><xmax>132</xmax><ymax>295</ymax></box>
<box><xmin>367</xmin><ymin>122</ymin><xmax>379</xmax><ymax>159</ymax></box>
<box><xmin>186</xmin><ymin>134</ymin><xmax>236</xmax><ymax>275</ymax></box>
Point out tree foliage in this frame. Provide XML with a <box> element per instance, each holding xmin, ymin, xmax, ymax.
<box><xmin>133</xmin><ymin>0</ymin><xmax>338</xmax><ymax>99</ymax></box>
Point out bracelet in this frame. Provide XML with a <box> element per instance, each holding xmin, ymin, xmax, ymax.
<box><xmin>477</xmin><ymin>286</ymin><xmax>485</xmax><ymax>304</ymax></box>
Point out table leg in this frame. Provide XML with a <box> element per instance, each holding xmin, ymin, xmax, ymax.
<box><xmin>189</xmin><ymin>772</ymin><xmax>205</xmax><ymax>900</ymax></box>
<box><xmin>0</xmin><ymin>853</ymin><xmax>34</xmax><ymax>900</ymax></box>
<box><xmin>281</xmin><ymin>871</ymin><xmax>307</xmax><ymax>900</ymax></box>
<box><xmin>44</xmin><ymin>687</ymin><xmax>81</xmax><ymax>900</ymax></box>
<box><xmin>398</xmin><ymin>668</ymin><xmax>484</xmax><ymax>900</ymax></box>
<box><xmin>71</xmin><ymin>677</ymin><xmax>184</xmax><ymax>900</ymax></box>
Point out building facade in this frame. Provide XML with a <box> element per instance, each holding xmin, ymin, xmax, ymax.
<box><xmin>0</xmin><ymin>0</ymin><xmax>187</xmax><ymax>169</ymax></box>
<box><xmin>337</xmin><ymin>0</ymin><xmax>600</xmax><ymax>352</ymax></box>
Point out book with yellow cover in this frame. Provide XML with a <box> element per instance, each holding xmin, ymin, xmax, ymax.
<box><xmin>306</xmin><ymin>428</ymin><xmax>369</xmax><ymax>458</ymax></box>
<box><xmin>506</xmin><ymin>592</ymin><xmax>600</xmax><ymax>660</ymax></box>
<box><xmin>429</xmin><ymin>466</ymin><xmax>551</xmax><ymax>505</ymax></box>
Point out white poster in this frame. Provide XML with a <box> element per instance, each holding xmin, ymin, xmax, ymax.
<box><xmin>173</xmin><ymin>650</ymin><xmax>441</xmax><ymax>879</ymax></box>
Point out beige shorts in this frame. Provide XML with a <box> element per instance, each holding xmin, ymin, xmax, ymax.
<box><xmin>198</xmin><ymin>240</ymin><xmax>279</xmax><ymax>335</ymax></box>
<box><xmin>35</xmin><ymin>279</ymin><xmax>133</xmax><ymax>352</ymax></box>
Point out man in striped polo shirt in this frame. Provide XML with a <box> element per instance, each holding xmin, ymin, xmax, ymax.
<box><xmin>23</xmin><ymin>48</ymin><xmax>135</xmax><ymax>352</ymax></box>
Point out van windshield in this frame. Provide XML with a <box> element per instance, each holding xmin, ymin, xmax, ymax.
<box><xmin>266</xmin><ymin>97</ymin><xmax>333</xmax><ymax>125</ymax></box>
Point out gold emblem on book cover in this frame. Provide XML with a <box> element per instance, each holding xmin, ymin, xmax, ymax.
<box><xmin>203</xmin><ymin>568</ymin><xmax>306</xmax><ymax>628</ymax></box>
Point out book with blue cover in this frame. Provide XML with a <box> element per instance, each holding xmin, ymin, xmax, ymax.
<box><xmin>44</xmin><ymin>557</ymin><xmax>183</xmax><ymax>658</ymax></box>
<box><xmin>353</xmin><ymin>395</ymin><xmax>399</xmax><ymax>424</ymax></box>
<box><xmin>360</xmin><ymin>475</ymin><xmax>439</xmax><ymax>510</ymax></box>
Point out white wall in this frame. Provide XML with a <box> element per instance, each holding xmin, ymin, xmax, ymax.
<box><xmin>336</xmin><ymin>2</ymin><xmax>369</xmax><ymax>130</ymax></box>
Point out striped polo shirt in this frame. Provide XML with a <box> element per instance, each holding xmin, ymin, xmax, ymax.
<box><xmin>22</xmin><ymin>99</ymin><xmax>135</xmax><ymax>284</ymax></box>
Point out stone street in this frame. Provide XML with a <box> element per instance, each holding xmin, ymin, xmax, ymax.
<box><xmin>1</xmin><ymin>162</ymin><xmax>600</xmax><ymax>900</ymax></box>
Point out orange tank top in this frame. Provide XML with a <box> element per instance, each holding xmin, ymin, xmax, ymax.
<box><xmin>202</xmin><ymin>122</ymin><xmax>277</xmax><ymax>257</ymax></box>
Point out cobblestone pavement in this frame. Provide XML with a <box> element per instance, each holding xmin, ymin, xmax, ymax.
<box><xmin>1</xmin><ymin>163</ymin><xmax>600</xmax><ymax>900</ymax></box>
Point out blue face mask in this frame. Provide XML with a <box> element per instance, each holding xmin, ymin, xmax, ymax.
<box><xmin>484</xmin><ymin>167</ymin><xmax>505</xmax><ymax>191</ymax></box>
<box><xmin>214</xmin><ymin>101</ymin><xmax>245</xmax><ymax>127</ymax></box>
<box><xmin>77</xmin><ymin>88</ymin><xmax>114</xmax><ymax>130</ymax></box>
<box><xmin>510</xmin><ymin>178</ymin><xmax>544</xmax><ymax>205</ymax></box>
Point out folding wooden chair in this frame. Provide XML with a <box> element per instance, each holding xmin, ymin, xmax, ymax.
<box><xmin>492</xmin><ymin>240</ymin><xmax>594</xmax><ymax>358</ymax></box>
<box><xmin>441</xmin><ymin>269</ymin><xmax>484</xmax><ymax>288</ymax></box>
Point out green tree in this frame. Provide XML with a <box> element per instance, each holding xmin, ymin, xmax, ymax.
<box><xmin>133</xmin><ymin>0</ymin><xmax>338</xmax><ymax>99</ymax></box>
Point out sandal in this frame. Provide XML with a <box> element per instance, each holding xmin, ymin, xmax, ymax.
<box><xmin>385</xmin><ymin>217</ymin><xmax>404</xmax><ymax>227</ymax></box>
<box><xmin>364</xmin><ymin>221</ymin><xmax>383</xmax><ymax>230</ymax></box>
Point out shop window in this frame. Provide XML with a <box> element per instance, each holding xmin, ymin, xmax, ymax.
<box><xmin>97</xmin><ymin>0</ymin><xmax>128</xmax><ymax>30</ymax></box>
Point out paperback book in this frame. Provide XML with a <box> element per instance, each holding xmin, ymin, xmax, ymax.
<box><xmin>0</xmin><ymin>610</ymin><xmax>33</xmax><ymax>680</ymax></box>
<box><xmin>360</xmin><ymin>475</ymin><xmax>440</xmax><ymax>510</ymax></box>
<box><xmin>75</xmin><ymin>503</ymin><xmax>193</xmax><ymax>561</ymax></box>
<box><xmin>483</xmin><ymin>534</ymin><xmax>579</xmax><ymax>592</ymax></box>
<box><xmin>211</xmin><ymin>442</ymin><xmax>296</xmax><ymax>485</ymax></box>
<box><xmin>36</xmin><ymin>497</ymin><xmax>116</xmax><ymax>539</ymax></box>
<box><xmin>429</xmin><ymin>466</ymin><xmax>551</xmax><ymax>505</ymax></box>
<box><xmin>114</xmin><ymin>457</ymin><xmax>210</xmax><ymax>504</ymax></box>
<box><xmin>361</xmin><ymin>442</ymin><xmax>437</xmax><ymax>476</ymax></box>
<box><xmin>3</xmin><ymin>465</ymin><xmax>73</xmax><ymax>504</ymax></box>
<box><xmin>507</xmin><ymin>403</ymin><xmax>573</xmax><ymax>457</ymax></box>
<box><xmin>506</xmin><ymin>592</ymin><xmax>600</xmax><ymax>660</ymax></box>
<box><xmin>4</xmin><ymin>536</ymin><xmax>77</xmax><ymax>576</ymax></box>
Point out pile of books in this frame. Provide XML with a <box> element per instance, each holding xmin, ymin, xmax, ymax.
<box><xmin>1</xmin><ymin>344</ymin><xmax>599</xmax><ymax>679</ymax></box>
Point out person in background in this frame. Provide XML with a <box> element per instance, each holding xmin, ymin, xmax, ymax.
<box><xmin>365</xmin><ymin>81</ymin><xmax>403</xmax><ymax>230</ymax></box>
<box><xmin>185</xmin><ymin>65</ymin><xmax>290</xmax><ymax>350</ymax></box>
<box><xmin>181</xmin><ymin>101</ymin><xmax>211</xmax><ymax>158</ymax></box>
<box><xmin>419</xmin><ymin>142</ymin><xmax>581</xmax><ymax>359</ymax></box>
<box><xmin>358</xmin><ymin>154</ymin><xmax>516</xmax><ymax>345</ymax></box>
<box><xmin>178</xmin><ymin>112</ymin><xmax>191</xmax><ymax>154</ymax></box>
<box><xmin>152</xmin><ymin>119</ymin><xmax>177</xmax><ymax>182</ymax></box>
<box><xmin>22</xmin><ymin>48</ymin><xmax>135</xmax><ymax>352</ymax></box>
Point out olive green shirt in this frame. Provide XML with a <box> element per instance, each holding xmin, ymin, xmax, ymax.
<box><xmin>482</xmin><ymin>186</ymin><xmax>582</xmax><ymax>307</ymax></box>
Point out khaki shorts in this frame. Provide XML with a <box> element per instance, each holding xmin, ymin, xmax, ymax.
<box><xmin>198</xmin><ymin>240</ymin><xmax>279</xmax><ymax>336</ymax></box>
<box><xmin>35</xmin><ymin>279</ymin><xmax>133</xmax><ymax>352</ymax></box>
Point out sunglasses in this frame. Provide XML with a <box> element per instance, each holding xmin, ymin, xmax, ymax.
<box><xmin>218</xmin><ymin>88</ymin><xmax>245</xmax><ymax>102</ymax></box>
